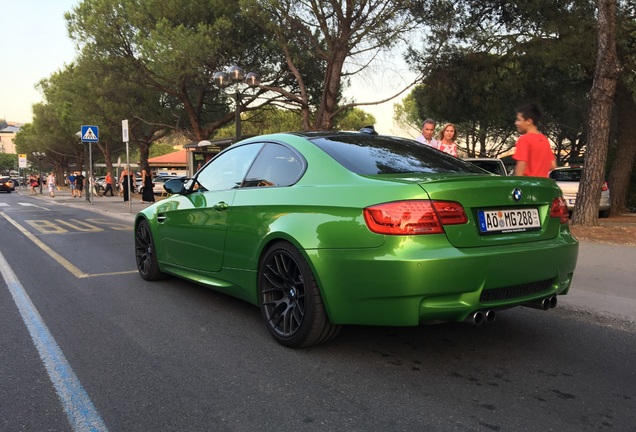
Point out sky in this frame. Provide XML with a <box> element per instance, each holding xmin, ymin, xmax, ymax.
<box><xmin>1</xmin><ymin>0</ymin><xmax>413</xmax><ymax>137</ymax></box>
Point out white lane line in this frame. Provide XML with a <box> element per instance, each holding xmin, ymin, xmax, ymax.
<box><xmin>0</xmin><ymin>250</ymin><xmax>109</xmax><ymax>432</ymax></box>
<box><xmin>0</xmin><ymin>203</ymin><xmax>9</xmax><ymax>207</ymax></box>
<box><xmin>17</xmin><ymin>202</ymin><xmax>51</xmax><ymax>211</ymax></box>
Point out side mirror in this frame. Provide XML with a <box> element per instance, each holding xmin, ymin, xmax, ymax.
<box><xmin>164</xmin><ymin>178</ymin><xmax>186</xmax><ymax>195</ymax></box>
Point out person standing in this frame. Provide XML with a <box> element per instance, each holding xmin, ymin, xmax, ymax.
<box><xmin>437</xmin><ymin>123</ymin><xmax>458</xmax><ymax>157</ymax></box>
<box><xmin>415</xmin><ymin>119</ymin><xmax>439</xmax><ymax>149</ymax></box>
<box><xmin>512</xmin><ymin>104</ymin><xmax>556</xmax><ymax>177</ymax></box>
<box><xmin>75</xmin><ymin>172</ymin><xmax>85</xmax><ymax>198</ymax></box>
<box><xmin>119</xmin><ymin>168</ymin><xmax>132</xmax><ymax>202</ymax></box>
<box><xmin>68</xmin><ymin>172</ymin><xmax>76</xmax><ymax>197</ymax></box>
<box><xmin>141</xmin><ymin>168</ymin><xmax>155</xmax><ymax>204</ymax></box>
<box><xmin>46</xmin><ymin>172</ymin><xmax>56</xmax><ymax>198</ymax></box>
<box><xmin>103</xmin><ymin>171</ymin><xmax>114</xmax><ymax>196</ymax></box>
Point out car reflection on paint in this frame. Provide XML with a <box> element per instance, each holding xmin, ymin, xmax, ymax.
<box><xmin>134</xmin><ymin>131</ymin><xmax>579</xmax><ymax>348</ymax></box>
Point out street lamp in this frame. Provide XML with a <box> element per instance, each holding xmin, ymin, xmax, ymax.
<box><xmin>213</xmin><ymin>65</ymin><xmax>261</xmax><ymax>140</ymax></box>
<box><xmin>32</xmin><ymin>152</ymin><xmax>46</xmax><ymax>194</ymax></box>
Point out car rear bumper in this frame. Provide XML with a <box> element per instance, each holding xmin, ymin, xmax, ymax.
<box><xmin>563</xmin><ymin>194</ymin><xmax>610</xmax><ymax>211</ymax></box>
<box><xmin>306</xmin><ymin>230</ymin><xmax>578</xmax><ymax>326</ymax></box>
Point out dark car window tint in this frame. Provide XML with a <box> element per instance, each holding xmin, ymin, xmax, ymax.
<box><xmin>196</xmin><ymin>143</ymin><xmax>263</xmax><ymax>191</ymax></box>
<box><xmin>550</xmin><ymin>169</ymin><xmax>581</xmax><ymax>182</ymax></box>
<box><xmin>311</xmin><ymin>135</ymin><xmax>484</xmax><ymax>175</ymax></box>
<box><xmin>242</xmin><ymin>144</ymin><xmax>304</xmax><ymax>188</ymax></box>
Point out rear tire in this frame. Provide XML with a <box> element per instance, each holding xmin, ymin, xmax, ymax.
<box><xmin>135</xmin><ymin>219</ymin><xmax>168</xmax><ymax>281</ymax></box>
<box><xmin>259</xmin><ymin>241</ymin><xmax>340</xmax><ymax>348</ymax></box>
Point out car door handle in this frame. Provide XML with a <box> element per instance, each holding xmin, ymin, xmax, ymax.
<box><xmin>213</xmin><ymin>202</ymin><xmax>229</xmax><ymax>211</ymax></box>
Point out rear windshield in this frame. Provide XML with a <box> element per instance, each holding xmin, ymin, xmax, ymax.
<box><xmin>310</xmin><ymin>135</ymin><xmax>485</xmax><ymax>175</ymax></box>
<box><xmin>550</xmin><ymin>169</ymin><xmax>581</xmax><ymax>182</ymax></box>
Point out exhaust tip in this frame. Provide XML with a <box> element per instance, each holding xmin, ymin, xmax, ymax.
<box><xmin>549</xmin><ymin>296</ymin><xmax>557</xmax><ymax>309</ymax></box>
<box><xmin>485</xmin><ymin>309</ymin><xmax>496</xmax><ymax>323</ymax></box>
<box><xmin>466</xmin><ymin>311</ymin><xmax>484</xmax><ymax>326</ymax></box>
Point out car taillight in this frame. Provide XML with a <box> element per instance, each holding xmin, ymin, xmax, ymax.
<box><xmin>602</xmin><ymin>182</ymin><xmax>608</xmax><ymax>191</ymax></box>
<box><xmin>363</xmin><ymin>200</ymin><xmax>467</xmax><ymax>235</ymax></box>
<box><xmin>550</xmin><ymin>197</ymin><xmax>569</xmax><ymax>224</ymax></box>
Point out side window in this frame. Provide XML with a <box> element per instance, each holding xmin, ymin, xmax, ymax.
<box><xmin>242</xmin><ymin>143</ymin><xmax>304</xmax><ymax>188</ymax></box>
<box><xmin>196</xmin><ymin>143</ymin><xmax>263</xmax><ymax>192</ymax></box>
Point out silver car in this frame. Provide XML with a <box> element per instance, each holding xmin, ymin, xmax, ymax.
<box><xmin>549</xmin><ymin>167</ymin><xmax>610</xmax><ymax>218</ymax></box>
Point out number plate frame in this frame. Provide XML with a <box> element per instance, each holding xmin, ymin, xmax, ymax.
<box><xmin>477</xmin><ymin>208</ymin><xmax>541</xmax><ymax>234</ymax></box>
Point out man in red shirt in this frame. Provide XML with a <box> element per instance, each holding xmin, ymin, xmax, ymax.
<box><xmin>513</xmin><ymin>104</ymin><xmax>556</xmax><ymax>177</ymax></box>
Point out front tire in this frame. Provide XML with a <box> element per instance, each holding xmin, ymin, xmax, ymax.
<box><xmin>135</xmin><ymin>219</ymin><xmax>168</xmax><ymax>281</ymax></box>
<box><xmin>259</xmin><ymin>241</ymin><xmax>340</xmax><ymax>348</ymax></box>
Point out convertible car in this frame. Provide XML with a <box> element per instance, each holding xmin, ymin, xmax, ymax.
<box><xmin>135</xmin><ymin>131</ymin><xmax>578</xmax><ymax>347</ymax></box>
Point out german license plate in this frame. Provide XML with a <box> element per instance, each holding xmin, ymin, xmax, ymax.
<box><xmin>477</xmin><ymin>208</ymin><xmax>541</xmax><ymax>233</ymax></box>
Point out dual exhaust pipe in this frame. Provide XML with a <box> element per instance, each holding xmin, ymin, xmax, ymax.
<box><xmin>465</xmin><ymin>309</ymin><xmax>497</xmax><ymax>326</ymax></box>
<box><xmin>523</xmin><ymin>295</ymin><xmax>558</xmax><ymax>311</ymax></box>
<box><xmin>465</xmin><ymin>296</ymin><xmax>558</xmax><ymax>326</ymax></box>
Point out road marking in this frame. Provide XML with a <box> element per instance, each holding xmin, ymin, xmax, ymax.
<box><xmin>26</xmin><ymin>219</ymin><xmax>69</xmax><ymax>234</ymax></box>
<box><xmin>0</xmin><ymin>250</ymin><xmax>109</xmax><ymax>432</ymax></box>
<box><xmin>18</xmin><ymin>202</ymin><xmax>50</xmax><ymax>210</ymax></box>
<box><xmin>57</xmin><ymin>219</ymin><xmax>104</xmax><ymax>232</ymax></box>
<box><xmin>0</xmin><ymin>203</ymin><xmax>8</xmax><ymax>207</ymax></box>
<box><xmin>0</xmin><ymin>212</ymin><xmax>136</xmax><ymax>279</ymax></box>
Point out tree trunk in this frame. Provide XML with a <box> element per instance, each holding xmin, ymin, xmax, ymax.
<box><xmin>608</xmin><ymin>80</ymin><xmax>636</xmax><ymax>215</ymax></box>
<box><xmin>314</xmin><ymin>48</ymin><xmax>348</xmax><ymax>130</ymax></box>
<box><xmin>572</xmin><ymin>0</ymin><xmax>621</xmax><ymax>226</ymax></box>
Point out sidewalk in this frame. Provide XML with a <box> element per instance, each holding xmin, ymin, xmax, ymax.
<box><xmin>23</xmin><ymin>186</ymin><xmax>152</xmax><ymax>222</ymax></box>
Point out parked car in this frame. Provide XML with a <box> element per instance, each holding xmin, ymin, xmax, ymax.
<box><xmin>464</xmin><ymin>158</ymin><xmax>508</xmax><ymax>176</ymax></box>
<box><xmin>152</xmin><ymin>175</ymin><xmax>186</xmax><ymax>194</ymax></box>
<box><xmin>0</xmin><ymin>177</ymin><xmax>14</xmax><ymax>193</ymax></box>
<box><xmin>549</xmin><ymin>167</ymin><xmax>610</xmax><ymax>218</ymax></box>
<box><xmin>134</xmin><ymin>131</ymin><xmax>578</xmax><ymax>348</ymax></box>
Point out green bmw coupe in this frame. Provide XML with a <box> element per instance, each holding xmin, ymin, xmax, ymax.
<box><xmin>135</xmin><ymin>131</ymin><xmax>578</xmax><ymax>347</ymax></box>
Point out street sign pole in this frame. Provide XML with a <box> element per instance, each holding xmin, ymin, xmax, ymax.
<box><xmin>122</xmin><ymin>120</ymin><xmax>131</xmax><ymax>214</ymax></box>
<box><xmin>80</xmin><ymin>125</ymin><xmax>99</xmax><ymax>204</ymax></box>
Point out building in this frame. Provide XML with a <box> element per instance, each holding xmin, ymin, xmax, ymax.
<box><xmin>0</xmin><ymin>124</ymin><xmax>21</xmax><ymax>154</ymax></box>
<box><xmin>147</xmin><ymin>148</ymin><xmax>188</xmax><ymax>176</ymax></box>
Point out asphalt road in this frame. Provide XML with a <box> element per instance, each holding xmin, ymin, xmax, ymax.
<box><xmin>1</xmin><ymin>192</ymin><xmax>635</xmax><ymax>432</ymax></box>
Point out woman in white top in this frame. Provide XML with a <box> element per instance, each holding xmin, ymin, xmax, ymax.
<box><xmin>46</xmin><ymin>172</ymin><xmax>57</xmax><ymax>197</ymax></box>
<box><xmin>437</xmin><ymin>123</ymin><xmax>458</xmax><ymax>157</ymax></box>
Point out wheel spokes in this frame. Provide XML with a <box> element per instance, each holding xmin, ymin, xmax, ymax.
<box><xmin>261</xmin><ymin>250</ymin><xmax>306</xmax><ymax>337</ymax></box>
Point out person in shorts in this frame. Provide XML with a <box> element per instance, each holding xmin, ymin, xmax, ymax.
<box><xmin>75</xmin><ymin>172</ymin><xmax>85</xmax><ymax>198</ymax></box>
<box><xmin>68</xmin><ymin>172</ymin><xmax>76</xmax><ymax>197</ymax></box>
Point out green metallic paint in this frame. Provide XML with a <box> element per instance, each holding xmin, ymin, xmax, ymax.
<box><xmin>135</xmin><ymin>133</ymin><xmax>579</xmax><ymax>328</ymax></box>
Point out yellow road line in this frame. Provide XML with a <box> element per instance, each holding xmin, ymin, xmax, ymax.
<box><xmin>0</xmin><ymin>211</ymin><xmax>136</xmax><ymax>279</ymax></box>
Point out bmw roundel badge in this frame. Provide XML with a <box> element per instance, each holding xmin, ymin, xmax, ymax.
<box><xmin>512</xmin><ymin>188</ymin><xmax>523</xmax><ymax>201</ymax></box>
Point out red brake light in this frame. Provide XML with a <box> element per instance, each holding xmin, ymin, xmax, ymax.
<box><xmin>550</xmin><ymin>197</ymin><xmax>569</xmax><ymax>224</ymax></box>
<box><xmin>602</xmin><ymin>182</ymin><xmax>608</xmax><ymax>191</ymax></box>
<box><xmin>363</xmin><ymin>200</ymin><xmax>467</xmax><ymax>235</ymax></box>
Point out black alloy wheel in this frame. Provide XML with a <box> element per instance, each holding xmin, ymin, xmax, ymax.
<box><xmin>135</xmin><ymin>219</ymin><xmax>167</xmax><ymax>281</ymax></box>
<box><xmin>259</xmin><ymin>241</ymin><xmax>340</xmax><ymax>348</ymax></box>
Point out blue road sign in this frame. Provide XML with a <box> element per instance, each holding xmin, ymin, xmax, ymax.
<box><xmin>81</xmin><ymin>125</ymin><xmax>99</xmax><ymax>142</ymax></box>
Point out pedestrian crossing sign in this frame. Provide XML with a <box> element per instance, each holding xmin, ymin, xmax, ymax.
<box><xmin>81</xmin><ymin>125</ymin><xmax>99</xmax><ymax>142</ymax></box>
